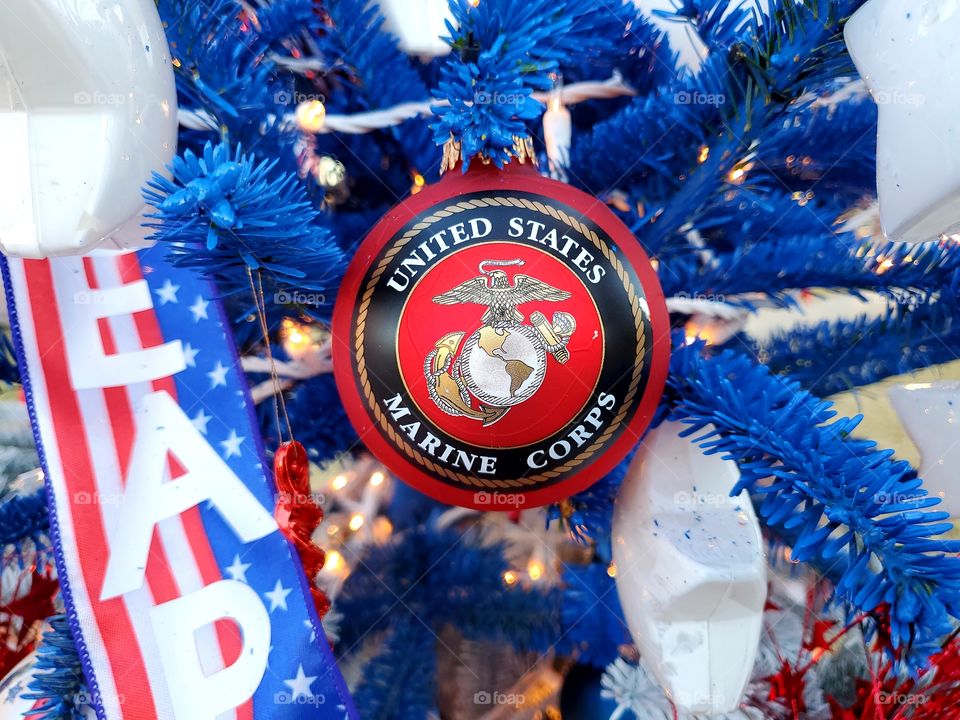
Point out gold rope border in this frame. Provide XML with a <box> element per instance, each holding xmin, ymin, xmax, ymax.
<box><xmin>354</xmin><ymin>196</ymin><xmax>647</xmax><ymax>489</ymax></box>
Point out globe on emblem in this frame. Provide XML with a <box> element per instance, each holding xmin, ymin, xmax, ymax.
<box><xmin>461</xmin><ymin>324</ymin><xmax>547</xmax><ymax>408</ymax></box>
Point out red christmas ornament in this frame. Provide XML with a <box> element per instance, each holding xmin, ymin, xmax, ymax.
<box><xmin>333</xmin><ymin>160</ymin><xmax>670</xmax><ymax>509</ymax></box>
<box><xmin>273</xmin><ymin>440</ymin><xmax>330</xmax><ymax>618</ymax></box>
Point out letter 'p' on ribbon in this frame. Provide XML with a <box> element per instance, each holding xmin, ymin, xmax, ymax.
<box><xmin>1</xmin><ymin>249</ymin><xmax>357</xmax><ymax>720</ymax></box>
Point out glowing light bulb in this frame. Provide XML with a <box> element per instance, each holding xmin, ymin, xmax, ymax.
<box><xmin>281</xmin><ymin>318</ymin><xmax>317</xmax><ymax>361</ymax></box>
<box><xmin>331</xmin><ymin>474</ymin><xmax>348</xmax><ymax>491</ymax></box>
<box><xmin>296</xmin><ymin>99</ymin><xmax>326</xmax><ymax>132</ymax></box>
<box><xmin>876</xmin><ymin>256</ymin><xmax>895</xmax><ymax>275</ymax></box>
<box><xmin>528</xmin><ymin>560</ymin><xmax>544</xmax><ymax>582</ymax></box>
<box><xmin>370</xmin><ymin>471</ymin><xmax>385</xmax><ymax>487</ymax></box>
<box><xmin>503</xmin><ymin>570</ymin><xmax>518</xmax><ymax>586</ymax></box>
<box><xmin>326</xmin><ymin>549</ymin><xmax>344</xmax><ymax>573</ymax></box>
<box><xmin>607</xmin><ymin>562</ymin><xmax>617</xmax><ymax>578</ymax></box>
<box><xmin>411</xmin><ymin>172</ymin><xmax>426</xmax><ymax>195</ymax></box>
<box><xmin>698</xmin><ymin>146</ymin><xmax>710</xmax><ymax>164</ymax></box>
<box><xmin>348</xmin><ymin>513</ymin><xmax>365</xmax><ymax>532</ymax></box>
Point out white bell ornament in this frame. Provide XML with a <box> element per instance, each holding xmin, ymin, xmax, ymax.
<box><xmin>889</xmin><ymin>381</ymin><xmax>960</xmax><ymax>518</ymax></box>
<box><xmin>612</xmin><ymin>421</ymin><xmax>767</xmax><ymax>715</ymax></box>
<box><xmin>0</xmin><ymin>0</ymin><xmax>178</xmax><ymax>258</ymax></box>
<box><xmin>845</xmin><ymin>1</ymin><xmax>960</xmax><ymax>243</ymax></box>
<box><xmin>377</xmin><ymin>0</ymin><xmax>454</xmax><ymax>58</ymax></box>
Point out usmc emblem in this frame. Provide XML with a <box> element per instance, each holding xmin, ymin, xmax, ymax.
<box><xmin>333</xmin><ymin>173</ymin><xmax>669</xmax><ymax>510</ymax></box>
<box><xmin>426</xmin><ymin>259</ymin><xmax>576</xmax><ymax>426</ymax></box>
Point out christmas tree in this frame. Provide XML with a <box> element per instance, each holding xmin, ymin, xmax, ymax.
<box><xmin>3</xmin><ymin>0</ymin><xmax>960</xmax><ymax>718</ymax></box>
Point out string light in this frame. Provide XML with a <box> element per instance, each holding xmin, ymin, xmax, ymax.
<box><xmin>279</xmin><ymin>317</ymin><xmax>327</xmax><ymax>363</ymax></box>
<box><xmin>875</xmin><ymin>256</ymin><xmax>895</xmax><ymax>275</ymax></box>
<box><xmin>348</xmin><ymin>513</ymin><xmax>365</xmax><ymax>532</ymax></box>
<box><xmin>296</xmin><ymin>99</ymin><xmax>327</xmax><ymax>132</ymax></box>
<box><xmin>373</xmin><ymin>517</ymin><xmax>394</xmax><ymax>544</ymax></box>
<box><xmin>607</xmin><ymin>562</ymin><xmax>617</xmax><ymax>578</ymax></box>
<box><xmin>326</xmin><ymin>549</ymin><xmax>345</xmax><ymax>573</ymax></box>
<box><xmin>697</xmin><ymin>145</ymin><xmax>710</xmax><ymax>164</ymax></box>
<box><xmin>331</xmin><ymin>474</ymin><xmax>348</xmax><ymax>491</ymax></box>
<box><xmin>527</xmin><ymin>560</ymin><xmax>544</xmax><ymax>582</ymax></box>
<box><xmin>370</xmin><ymin>471</ymin><xmax>385</xmax><ymax>487</ymax></box>
<box><xmin>411</xmin><ymin>172</ymin><xmax>426</xmax><ymax>194</ymax></box>
<box><xmin>727</xmin><ymin>160</ymin><xmax>754</xmax><ymax>185</ymax></box>
<box><xmin>315</xmin><ymin>155</ymin><xmax>346</xmax><ymax>188</ymax></box>
<box><xmin>503</xmin><ymin>570</ymin><xmax>518</xmax><ymax>586</ymax></box>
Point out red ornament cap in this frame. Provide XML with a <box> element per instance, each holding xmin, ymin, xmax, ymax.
<box><xmin>333</xmin><ymin>162</ymin><xmax>670</xmax><ymax>509</ymax></box>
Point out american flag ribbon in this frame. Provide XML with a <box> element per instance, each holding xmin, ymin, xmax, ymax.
<box><xmin>1</xmin><ymin>249</ymin><xmax>356</xmax><ymax>720</ymax></box>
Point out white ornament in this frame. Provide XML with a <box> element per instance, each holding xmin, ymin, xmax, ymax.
<box><xmin>0</xmin><ymin>651</ymin><xmax>96</xmax><ymax>719</ymax></box>
<box><xmin>0</xmin><ymin>0</ymin><xmax>178</xmax><ymax>258</ymax></box>
<box><xmin>612</xmin><ymin>421</ymin><xmax>767</xmax><ymax>715</ymax></box>
<box><xmin>889</xmin><ymin>381</ymin><xmax>960</xmax><ymax>517</ymax></box>
<box><xmin>377</xmin><ymin>0</ymin><xmax>454</xmax><ymax>58</ymax></box>
<box><xmin>845</xmin><ymin>1</ymin><xmax>960</xmax><ymax>243</ymax></box>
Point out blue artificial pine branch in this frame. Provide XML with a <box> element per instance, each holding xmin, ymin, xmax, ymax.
<box><xmin>550</xmin><ymin>450</ymin><xmax>637</xmax><ymax>546</ymax></box>
<box><xmin>337</xmin><ymin>519</ymin><xmax>561</xmax><ymax>652</ymax></box>
<box><xmin>351</xmin><ymin>615</ymin><xmax>438</xmax><ymax>720</ymax></box>
<box><xmin>22</xmin><ymin>616</ymin><xmax>88</xmax><ymax>720</ymax></box>
<box><xmin>660</xmin><ymin>235</ymin><xmax>960</xmax><ymax>310</ymax></box>
<box><xmin>556</xmin><ymin>563</ymin><xmax>630</xmax><ymax>668</ymax></box>
<box><xmin>0</xmin><ymin>485</ymin><xmax>48</xmax><ymax>546</ymax></box>
<box><xmin>0</xmin><ymin>333</ymin><xmax>20</xmax><ymax>385</ymax></box>
<box><xmin>665</xmin><ymin>340</ymin><xmax>960</xmax><ymax>666</ymax></box>
<box><xmin>319</xmin><ymin>0</ymin><xmax>437</xmax><ymax>174</ymax></box>
<box><xmin>247</xmin><ymin>0</ymin><xmax>322</xmax><ymax>48</ymax></box>
<box><xmin>752</xmin><ymin>270</ymin><xmax>960</xmax><ymax>395</ymax></box>
<box><xmin>144</xmin><ymin>141</ymin><xmax>345</xmax><ymax>313</ymax></box>
<box><xmin>570</xmin><ymin>0</ymin><xmax>869</xmax><ymax>262</ymax></box>
<box><xmin>432</xmin><ymin>0</ymin><xmax>647</xmax><ymax>168</ymax></box>
<box><xmin>260</xmin><ymin>373</ymin><xmax>358</xmax><ymax>461</ymax></box>
<box><xmin>157</xmin><ymin>0</ymin><xmax>303</xmax><ymax>162</ymax></box>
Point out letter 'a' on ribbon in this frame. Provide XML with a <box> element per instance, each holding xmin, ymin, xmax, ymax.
<box><xmin>1</xmin><ymin>250</ymin><xmax>357</xmax><ymax>720</ymax></box>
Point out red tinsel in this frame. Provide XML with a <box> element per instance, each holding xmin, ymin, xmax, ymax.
<box><xmin>0</xmin><ymin>568</ymin><xmax>59</xmax><ymax>678</ymax></box>
<box><xmin>274</xmin><ymin>440</ymin><xmax>330</xmax><ymax>618</ymax></box>
<box><xmin>750</xmin><ymin>588</ymin><xmax>960</xmax><ymax>720</ymax></box>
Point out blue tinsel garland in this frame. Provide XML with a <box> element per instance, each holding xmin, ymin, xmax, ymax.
<box><xmin>666</xmin><ymin>340</ymin><xmax>960</xmax><ymax>666</ymax></box>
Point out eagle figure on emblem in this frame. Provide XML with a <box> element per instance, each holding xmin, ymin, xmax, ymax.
<box><xmin>433</xmin><ymin>259</ymin><xmax>572</xmax><ymax>327</ymax></box>
<box><xmin>425</xmin><ymin>260</ymin><xmax>578</xmax><ymax>425</ymax></box>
